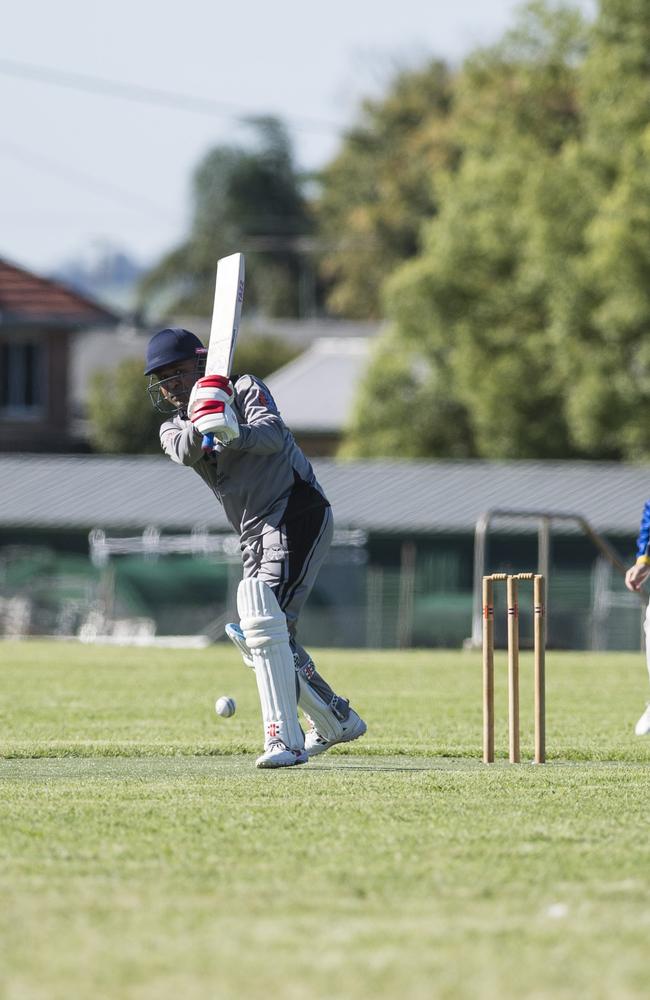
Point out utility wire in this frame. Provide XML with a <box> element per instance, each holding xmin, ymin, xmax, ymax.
<box><xmin>0</xmin><ymin>139</ymin><xmax>179</xmax><ymax>220</ymax></box>
<box><xmin>0</xmin><ymin>57</ymin><xmax>345</xmax><ymax>134</ymax></box>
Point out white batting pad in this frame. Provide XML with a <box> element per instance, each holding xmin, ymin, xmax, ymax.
<box><xmin>237</xmin><ymin>579</ymin><xmax>304</xmax><ymax>751</ymax></box>
<box><xmin>224</xmin><ymin>622</ymin><xmax>254</xmax><ymax>668</ymax></box>
<box><xmin>297</xmin><ymin>676</ymin><xmax>344</xmax><ymax>742</ymax></box>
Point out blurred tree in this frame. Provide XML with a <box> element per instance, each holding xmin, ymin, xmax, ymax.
<box><xmin>317</xmin><ymin>61</ymin><xmax>457</xmax><ymax>319</ymax></box>
<box><xmin>343</xmin><ymin>1</ymin><xmax>589</xmax><ymax>458</ymax></box>
<box><xmin>579</xmin><ymin>0</ymin><xmax>650</xmax><ymax>168</ymax></box>
<box><xmin>454</xmin><ymin>0</ymin><xmax>586</xmax><ymax>156</ymax></box>
<box><xmin>232</xmin><ymin>333</ymin><xmax>300</xmax><ymax>379</ymax></box>
<box><xmin>556</xmin><ymin>0</ymin><xmax>650</xmax><ymax>458</ymax></box>
<box><xmin>87</xmin><ymin>336</ymin><xmax>299</xmax><ymax>453</ymax></box>
<box><xmin>138</xmin><ymin>118</ymin><xmax>314</xmax><ymax>318</ymax></box>
<box><xmin>88</xmin><ymin>358</ymin><xmax>161</xmax><ymax>454</ymax></box>
<box><xmin>339</xmin><ymin>328</ymin><xmax>476</xmax><ymax>458</ymax></box>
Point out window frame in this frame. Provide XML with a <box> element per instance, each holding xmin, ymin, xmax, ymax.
<box><xmin>0</xmin><ymin>338</ymin><xmax>48</xmax><ymax>420</ymax></box>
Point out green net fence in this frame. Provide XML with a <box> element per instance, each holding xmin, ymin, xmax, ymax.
<box><xmin>0</xmin><ymin>529</ymin><xmax>644</xmax><ymax>650</ymax></box>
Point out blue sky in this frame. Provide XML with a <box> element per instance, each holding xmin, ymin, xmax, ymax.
<box><xmin>2</xmin><ymin>0</ymin><xmax>595</xmax><ymax>273</ymax></box>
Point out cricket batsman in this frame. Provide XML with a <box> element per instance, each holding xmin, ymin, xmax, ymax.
<box><xmin>144</xmin><ymin>326</ymin><xmax>366</xmax><ymax>768</ymax></box>
<box><xmin>624</xmin><ymin>499</ymin><xmax>650</xmax><ymax>735</ymax></box>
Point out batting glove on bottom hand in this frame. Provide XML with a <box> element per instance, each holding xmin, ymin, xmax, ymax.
<box><xmin>188</xmin><ymin>375</ymin><xmax>240</xmax><ymax>443</ymax></box>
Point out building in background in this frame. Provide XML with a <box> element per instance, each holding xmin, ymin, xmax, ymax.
<box><xmin>70</xmin><ymin>317</ymin><xmax>382</xmax><ymax>456</ymax></box>
<box><xmin>0</xmin><ymin>257</ymin><xmax>377</xmax><ymax>455</ymax></box>
<box><xmin>0</xmin><ymin>258</ymin><xmax>119</xmax><ymax>452</ymax></box>
<box><xmin>0</xmin><ymin>455</ymin><xmax>646</xmax><ymax>651</ymax></box>
<box><xmin>266</xmin><ymin>337</ymin><xmax>372</xmax><ymax>454</ymax></box>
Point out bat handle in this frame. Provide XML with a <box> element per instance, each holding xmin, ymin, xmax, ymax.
<box><xmin>201</xmin><ymin>432</ymin><xmax>215</xmax><ymax>453</ymax></box>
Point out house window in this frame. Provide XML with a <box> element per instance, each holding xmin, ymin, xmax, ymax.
<box><xmin>0</xmin><ymin>341</ymin><xmax>46</xmax><ymax>416</ymax></box>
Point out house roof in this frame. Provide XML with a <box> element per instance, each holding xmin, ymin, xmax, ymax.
<box><xmin>266</xmin><ymin>338</ymin><xmax>372</xmax><ymax>432</ymax></box>
<box><xmin>0</xmin><ymin>258</ymin><xmax>118</xmax><ymax>327</ymax></box>
<box><xmin>0</xmin><ymin>455</ymin><xmax>647</xmax><ymax>539</ymax></box>
<box><xmin>68</xmin><ymin>325</ymin><xmax>379</xmax><ymax>416</ymax></box>
<box><xmin>170</xmin><ymin>316</ymin><xmax>384</xmax><ymax>350</ymax></box>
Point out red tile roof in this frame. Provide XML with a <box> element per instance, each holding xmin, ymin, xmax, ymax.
<box><xmin>0</xmin><ymin>258</ymin><xmax>118</xmax><ymax>326</ymax></box>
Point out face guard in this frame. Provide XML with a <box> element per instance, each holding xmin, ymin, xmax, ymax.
<box><xmin>146</xmin><ymin>351</ymin><xmax>207</xmax><ymax>414</ymax></box>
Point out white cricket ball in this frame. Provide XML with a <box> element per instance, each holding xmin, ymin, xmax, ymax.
<box><xmin>215</xmin><ymin>696</ymin><xmax>236</xmax><ymax>718</ymax></box>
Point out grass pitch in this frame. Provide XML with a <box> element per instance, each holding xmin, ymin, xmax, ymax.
<box><xmin>2</xmin><ymin>641</ymin><xmax>650</xmax><ymax>1000</ymax></box>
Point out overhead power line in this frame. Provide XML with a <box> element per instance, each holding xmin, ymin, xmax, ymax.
<box><xmin>0</xmin><ymin>57</ymin><xmax>345</xmax><ymax>135</ymax></box>
<box><xmin>0</xmin><ymin>139</ymin><xmax>179</xmax><ymax>220</ymax></box>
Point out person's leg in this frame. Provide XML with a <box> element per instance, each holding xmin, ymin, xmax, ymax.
<box><xmin>635</xmin><ymin>600</ymin><xmax>650</xmax><ymax>735</ymax></box>
<box><xmin>237</xmin><ymin>577</ymin><xmax>307</xmax><ymax>768</ymax></box>
<box><xmin>291</xmin><ymin>639</ymin><xmax>367</xmax><ymax>755</ymax></box>
<box><xmin>272</xmin><ymin>506</ymin><xmax>366</xmax><ymax>754</ymax></box>
<box><xmin>228</xmin><ymin>506</ymin><xmax>366</xmax><ymax>755</ymax></box>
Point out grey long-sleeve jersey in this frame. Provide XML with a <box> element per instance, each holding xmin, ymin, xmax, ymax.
<box><xmin>159</xmin><ymin>374</ymin><xmax>329</xmax><ymax>546</ymax></box>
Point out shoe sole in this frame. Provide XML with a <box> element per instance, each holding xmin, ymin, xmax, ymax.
<box><xmin>305</xmin><ymin>719</ymin><xmax>367</xmax><ymax>758</ymax></box>
<box><xmin>256</xmin><ymin>753</ymin><xmax>309</xmax><ymax>769</ymax></box>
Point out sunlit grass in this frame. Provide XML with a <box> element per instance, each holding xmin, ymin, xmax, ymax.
<box><xmin>2</xmin><ymin>641</ymin><xmax>650</xmax><ymax>999</ymax></box>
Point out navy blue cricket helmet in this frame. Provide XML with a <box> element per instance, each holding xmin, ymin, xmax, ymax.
<box><xmin>144</xmin><ymin>327</ymin><xmax>205</xmax><ymax>376</ymax></box>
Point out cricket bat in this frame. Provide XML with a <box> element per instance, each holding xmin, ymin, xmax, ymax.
<box><xmin>202</xmin><ymin>252</ymin><xmax>246</xmax><ymax>452</ymax></box>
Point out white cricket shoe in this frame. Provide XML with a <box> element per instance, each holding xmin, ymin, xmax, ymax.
<box><xmin>256</xmin><ymin>743</ymin><xmax>309</xmax><ymax>769</ymax></box>
<box><xmin>304</xmin><ymin>708</ymin><xmax>367</xmax><ymax>757</ymax></box>
<box><xmin>634</xmin><ymin>703</ymin><xmax>650</xmax><ymax>736</ymax></box>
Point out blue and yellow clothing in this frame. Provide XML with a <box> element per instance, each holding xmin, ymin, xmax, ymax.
<box><xmin>636</xmin><ymin>501</ymin><xmax>650</xmax><ymax>563</ymax></box>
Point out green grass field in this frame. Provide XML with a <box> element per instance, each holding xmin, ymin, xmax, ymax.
<box><xmin>2</xmin><ymin>641</ymin><xmax>650</xmax><ymax>1000</ymax></box>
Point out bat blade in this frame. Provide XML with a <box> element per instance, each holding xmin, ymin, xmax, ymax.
<box><xmin>202</xmin><ymin>252</ymin><xmax>245</xmax><ymax>452</ymax></box>
<box><xmin>205</xmin><ymin>252</ymin><xmax>245</xmax><ymax>376</ymax></box>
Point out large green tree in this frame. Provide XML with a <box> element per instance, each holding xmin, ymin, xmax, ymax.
<box><xmin>346</xmin><ymin>0</ymin><xmax>650</xmax><ymax>462</ymax></box>
<box><xmin>343</xmin><ymin>1</ymin><xmax>590</xmax><ymax>458</ymax></box>
<box><xmin>88</xmin><ymin>358</ymin><xmax>162</xmax><ymax>455</ymax></box>
<box><xmin>317</xmin><ymin>61</ymin><xmax>457</xmax><ymax>319</ymax></box>
<box><xmin>556</xmin><ymin>0</ymin><xmax>650</xmax><ymax>459</ymax></box>
<box><xmin>139</xmin><ymin>118</ymin><xmax>314</xmax><ymax>318</ymax></box>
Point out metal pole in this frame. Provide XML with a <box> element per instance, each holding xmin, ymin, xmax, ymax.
<box><xmin>472</xmin><ymin>513</ymin><xmax>490</xmax><ymax>648</ymax></box>
<box><xmin>537</xmin><ymin>516</ymin><xmax>550</xmax><ymax>582</ymax></box>
<box><xmin>397</xmin><ymin>541</ymin><xmax>416</xmax><ymax>649</ymax></box>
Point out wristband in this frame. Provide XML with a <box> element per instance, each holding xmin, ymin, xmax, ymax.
<box><xmin>636</xmin><ymin>556</ymin><xmax>650</xmax><ymax>566</ymax></box>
